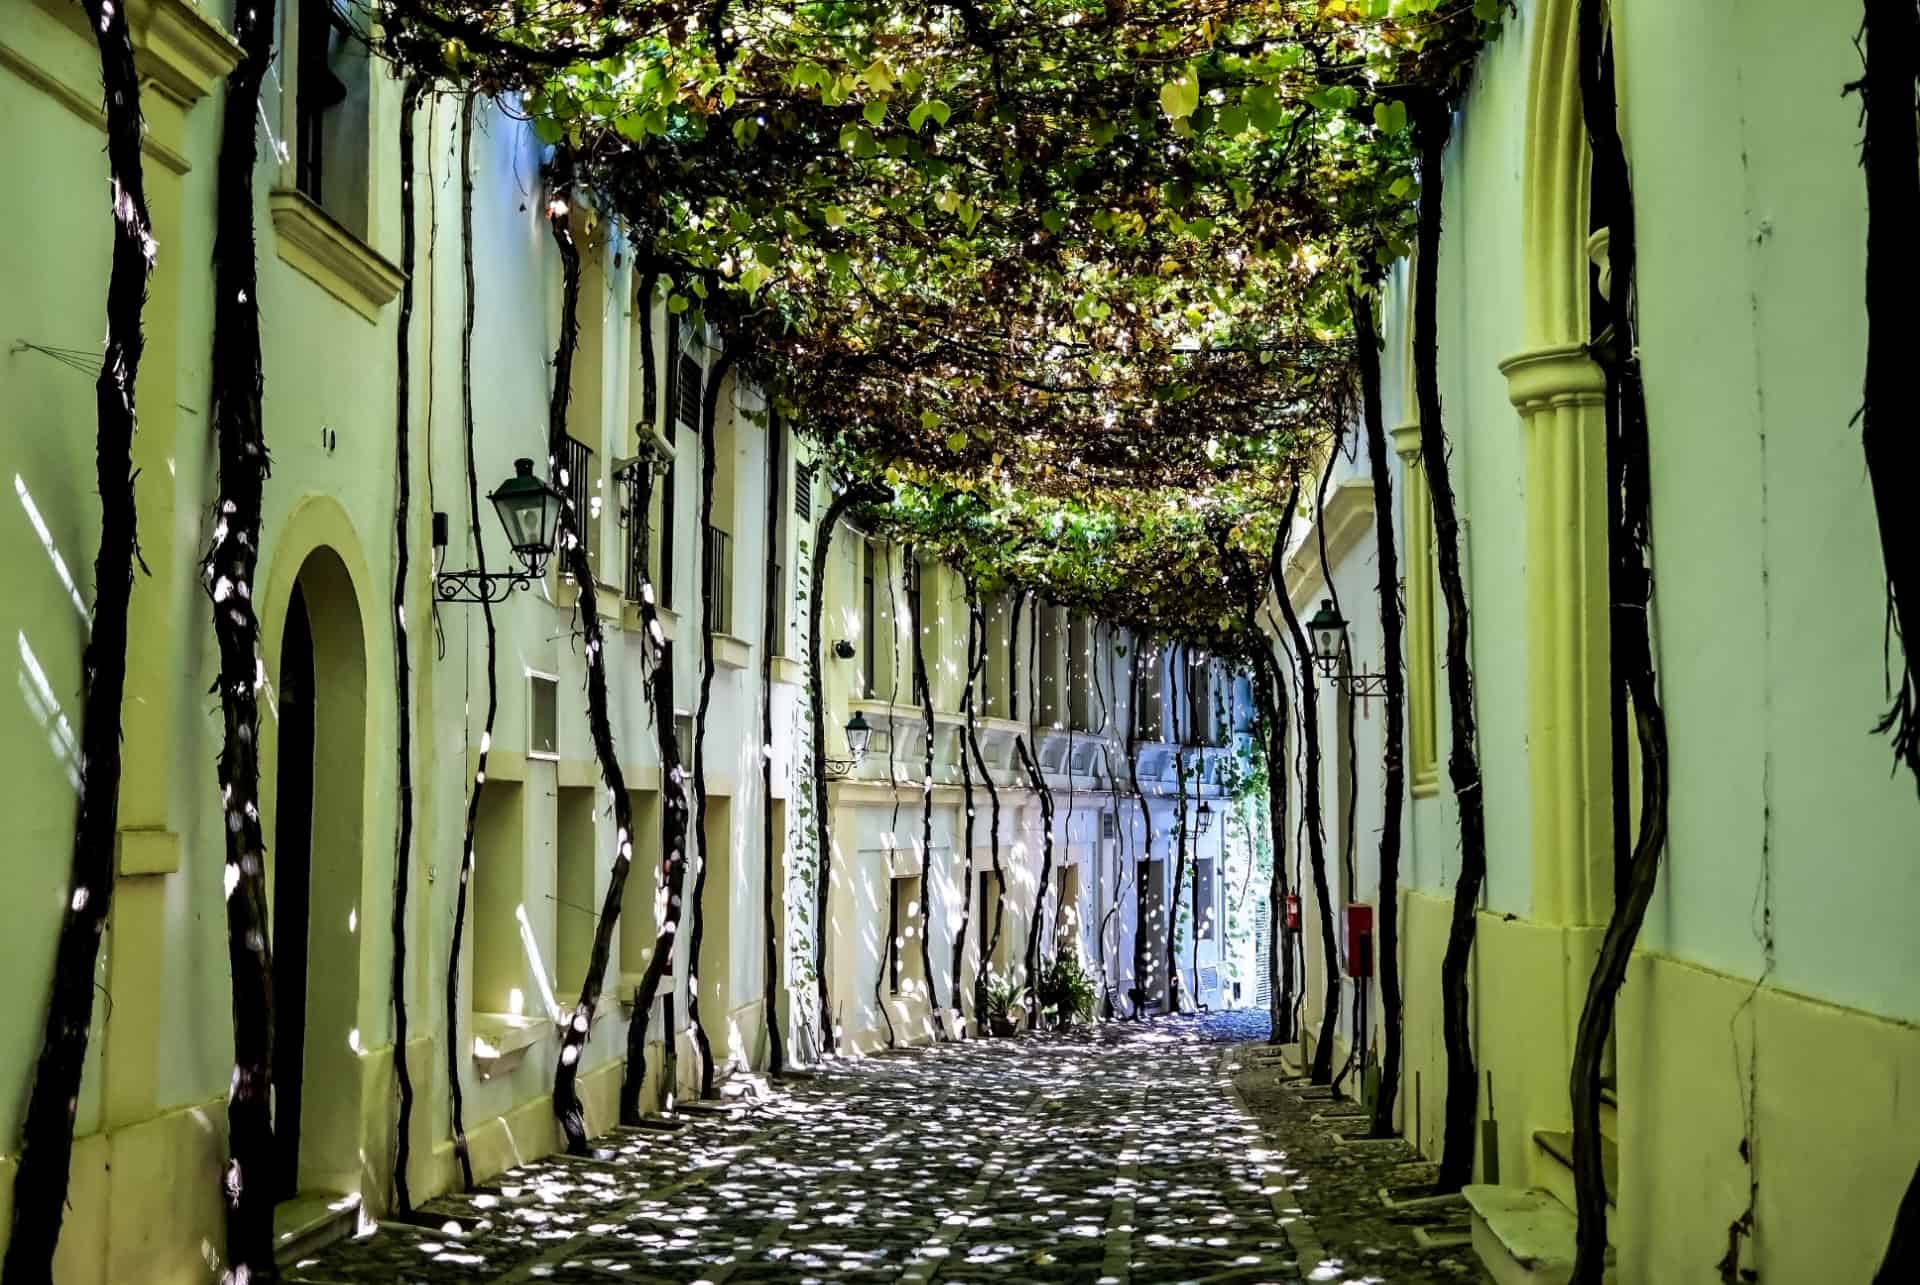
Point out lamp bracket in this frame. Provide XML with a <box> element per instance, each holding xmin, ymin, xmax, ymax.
<box><xmin>435</xmin><ymin>568</ymin><xmax>537</xmax><ymax>605</ymax></box>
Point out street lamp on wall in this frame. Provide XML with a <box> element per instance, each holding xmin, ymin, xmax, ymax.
<box><xmin>1195</xmin><ymin>798</ymin><xmax>1214</xmax><ymax>835</ymax></box>
<box><xmin>1307</xmin><ymin>598</ymin><xmax>1346</xmax><ymax>677</ymax></box>
<box><xmin>822</xmin><ymin>710</ymin><xmax>876</xmax><ymax>779</ymax></box>
<box><xmin>433</xmin><ymin>458</ymin><xmax>565</xmax><ymax>604</ymax></box>
<box><xmin>1303</xmin><ymin>596</ymin><xmax>1391</xmax><ymax>716</ymax></box>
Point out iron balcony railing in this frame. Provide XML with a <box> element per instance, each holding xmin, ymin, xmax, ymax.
<box><xmin>618</xmin><ymin>462</ymin><xmax>648</xmax><ymax>603</ymax></box>
<box><xmin>706</xmin><ymin>525</ymin><xmax>733</xmax><ymax>636</ymax></box>
<box><xmin>555</xmin><ymin>436</ymin><xmax>594</xmax><ymax>567</ymax></box>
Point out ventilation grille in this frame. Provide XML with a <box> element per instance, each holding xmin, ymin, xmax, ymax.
<box><xmin>529</xmin><ymin>673</ymin><xmax>559</xmax><ymax>759</ymax></box>
<box><xmin>794</xmin><ymin>463</ymin><xmax>816</xmax><ymax>520</ymax></box>
<box><xmin>675</xmin><ymin>352</ymin><xmax>703</xmax><ymax>430</ymax></box>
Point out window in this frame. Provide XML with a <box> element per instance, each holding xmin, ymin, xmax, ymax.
<box><xmin>1069</xmin><ymin>614</ymin><xmax>1093</xmax><ymax>731</ymax></box>
<box><xmin>705</xmin><ymin>354</ymin><xmax>737</xmax><ymax>638</ymax></box>
<box><xmin>529</xmin><ymin>673</ymin><xmax>558</xmax><ymax>759</ymax></box>
<box><xmin>556</xmin><ymin>786</ymin><xmax>597</xmax><ymax>997</ymax></box>
<box><xmin>677</xmin><ymin>349</ymin><xmax>704</xmax><ymax>430</ymax></box>
<box><xmin>1038</xmin><ymin>604</ymin><xmax>1064</xmax><ymax>726</ymax></box>
<box><xmin>888</xmin><ymin>872</ymin><xmax>924</xmax><ymax>997</ymax></box>
<box><xmin>907</xmin><ymin>556</ymin><xmax>929</xmax><ymax>706</ymax></box>
<box><xmin>658</xmin><ymin>315</ymin><xmax>706</xmax><ymax>610</ymax></box>
<box><xmin>768</xmin><ymin>418</ymin><xmax>789</xmax><ymax>656</ymax></box>
<box><xmin>707</xmin><ymin>525</ymin><xmax>734</xmax><ymax>636</ymax></box>
<box><xmin>862</xmin><ymin>555</ymin><xmax>878</xmax><ymax>699</ymax></box>
<box><xmin>1194</xmin><ymin>857</ymin><xmax>1217</xmax><ymax>944</ymax></box>
<box><xmin>555</xmin><ymin>435</ymin><xmax>594</xmax><ymax>579</ymax></box>
<box><xmin>293</xmin><ymin>0</ymin><xmax>370</xmax><ymax>237</ymax></box>
<box><xmin>473</xmin><ymin>782</ymin><xmax>528</xmax><ymax>1015</ymax></box>
<box><xmin>659</xmin><ymin>421</ymin><xmax>677</xmax><ymax>609</ymax></box>
<box><xmin>794</xmin><ymin>463</ymin><xmax>816</xmax><ymax>521</ymax></box>
<box><xmin>1186</xmin><ymin>652</ymin><xmax>1212</xmax><ymax>746</ymax></box>
<box><xmin>618</xmin><ymin>790</ymin><xmax>662</xmax><ymax>986</ymax></box>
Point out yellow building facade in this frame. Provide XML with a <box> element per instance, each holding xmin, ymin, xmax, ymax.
<box><xmin>1281</xmin><ymin>2</ymin><xmax>1920</xmax><ymax>1280</ymax></box>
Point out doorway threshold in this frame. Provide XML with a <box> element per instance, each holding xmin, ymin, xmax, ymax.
<box><xmin>275</xmin><ymin>1190</ymin><xmax>363</xmax><ymax>1268</ymax></box>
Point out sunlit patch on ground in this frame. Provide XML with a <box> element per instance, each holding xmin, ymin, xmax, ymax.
<box><xmin>288</xmin><ymin>1013</ymin><xmax>1479</xmax><ymax>1283</ymax></box>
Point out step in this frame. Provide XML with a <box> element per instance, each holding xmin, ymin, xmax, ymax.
<box><xmin>274</xmin><ymin>1190</ymin><xmax>363</xmax><ymax>1268</ymax></box>
<box><xmin>1463</xmin><ymin>1185</ymin><xmax>1613</xmax><ymax>1285</ymax></box>
<box><xmin>1532</xmin><ymin>1129</ymin><xmax>1617</xmax><ymax>1217</ymax></box>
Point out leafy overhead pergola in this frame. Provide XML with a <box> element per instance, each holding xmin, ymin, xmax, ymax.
<box><xmin>422</xmin><ymin>0</ymin><xmax>1492</xmax><ymax>635</ymax></box>
<box><xmin>376</xmin><ymin>0</ymin><xmax>1494</xmax><ymax>592</ymax></box>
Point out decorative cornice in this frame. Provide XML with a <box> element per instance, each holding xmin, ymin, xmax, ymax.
<box><xmin>1283</xmin><ymin>475</ymin><xmax>1376</xmax><ymax>605</ymax></box>
<box><xmin>131</xmin><ymin>0</ymin><xmax>242</xmax><ymax>105</ymax></box>
<box><xmin>1499</xmin><ymin>343</ymin><xmax>1606</xmax><ymax>414</ymax></box>
<box><xmin>270</xmin><ymin>189</ymin><xmax>405</xmax><ymax>322</ymax></box>
<box><xmin>0</xmin><ymin>38</ymin><xmax>192</xmax><ymax>172</ymax></box>
<box><xmin>34</xmin><ymin>0</ymin><xmax>241</xmax><ymax>107</ymax></box>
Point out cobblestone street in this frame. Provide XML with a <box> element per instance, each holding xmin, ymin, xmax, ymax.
<box><xmin>289</xmin><ymin>1015</ymin><xmax>1486</xmax><ymax>1283</ymax></box>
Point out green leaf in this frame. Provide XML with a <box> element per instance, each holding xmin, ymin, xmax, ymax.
<box><xmin>1373</xmin><ymin>100</ymin><xmax>1408</xmax><ymax>133</ymax></box>
<box><xmin>864</xmin><ymin>100</ymin><xmax>888</xmax><ymax>127</ymax></box>
<box><xmin>1159</xmin><ymin>66</ymin><xmax>1201</xmax><ymax>121</ymax></box>
<box><xmin>945</xmin><ymin>431</ymin><xmax>969</xmax><ymax>453</ymax></box>
<box><xmin>921</xmin><ymin>409</ymin><xmax>942</xmax><ymax>430</ymax></box>
<box><xmin>927</xmin><ymin>99</ymin><xmax>951</xmax><ymax>127</ymax></box>
<box><xmin>909</xmin><ymin>101</ymin><xmax>932</xmax><ymax>132</ymax></box>
<box><xmin>1041</xmin><ymin>209</ymin><xmax>1067</xmax><ymax>234</ymax></box>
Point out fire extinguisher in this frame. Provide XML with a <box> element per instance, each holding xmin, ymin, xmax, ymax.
<box><xmin>1283</xmin><ymin>894</ymin><xmax>1301</xmax><ymax>932</ymax></box>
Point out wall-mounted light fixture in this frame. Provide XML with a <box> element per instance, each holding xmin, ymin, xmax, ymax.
<box><xmin>822</xmin><ymin>710</ymin><xmax>876</xmax><ymax>779</ymax></box>
<box><xmin>832</xmin><ymin>638</ymin><xmax>856</xmax><ymax>660</ymax></box>
<box><xmin>1195</xmin><ymin>798</ymin><xmax>1215</xmax><ymax>835</ymax></box>
<box><xmin>433</xmin><ymin>458</ymin><xmax>564</xmax><ymax>604</ymax></box>
<box><xmin>1304</xmin><ymin>597</ymin><xmax>1390</xmax><ymax>715</ymax></box>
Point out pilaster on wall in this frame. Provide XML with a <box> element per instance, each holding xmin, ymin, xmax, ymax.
<box><xmin>1392</xmin><ymin>423</ymin><xmax>1439</xmax><ymax>799</ymax></box>
<box><xmin>1502</xmin><ymin>349</ymin><xmax>1610</xmax><ymax>928</ymax></box>
<box><xmin>1505</xmin><ymin>0</ymin><xmax>1613</xmax><ymax>932</ymax></box>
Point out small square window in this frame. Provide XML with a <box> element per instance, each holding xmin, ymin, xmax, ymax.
<box><xmin>529</xmin><ymin>672</ymin><xmax>559</xmax><ymax>760</ymax></box>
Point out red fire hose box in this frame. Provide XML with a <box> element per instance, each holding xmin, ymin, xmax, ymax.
<box><xmin>1345</xmin><ymin>903</ymin><xmax>1374</xmax><ymax>979</ymax></box>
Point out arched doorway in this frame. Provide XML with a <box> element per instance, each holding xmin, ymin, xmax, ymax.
<box><xmin>268</xmin><ymin>545</ymin><xmax>367</xmax><ymax>1202</ymax></box>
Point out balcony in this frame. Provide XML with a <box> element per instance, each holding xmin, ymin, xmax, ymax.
<box><xmin>554</xmin><ymin>435</ymin><xmax>594</xmax><ymax>576</ymax></box>
<box><xmin>707</xmin><ymin>526</ymin><xmax>749</xmax><ymax>669</ymax></box>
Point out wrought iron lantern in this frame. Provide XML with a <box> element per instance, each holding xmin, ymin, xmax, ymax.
<box><xmin>490</xmin><ymin>457</ymin><xmax>564</xmax><ymax>576</ymax></box>
<box><xmin>433</xmin><ymin>458</ymin><xmax>565</xmax><ymax>604</ymax></box>
<box><xmin>824</xmin><ymin>710</ymin><xmax>876</xmax><ymax>779</ymax></box>
<box><xmin>1307</xmin><ymin>597</ymin><xmax>1346</xmax><ymax>676</ymax></box>
<box><xmin>1195</xmin><ymin>798</ymin><xmax>1215</xmax><ymax>835</ymax></box>
<box><xmin>1303</xmin><ymin>595</ymin><xmax>1391</xmax><ymax>715</ymax></box>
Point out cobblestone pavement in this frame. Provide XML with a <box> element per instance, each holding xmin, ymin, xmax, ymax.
<box><xmin>289</xmin><ymin>1013</ymin><xmax>1486</xmax><ymax>1283</ymax></box>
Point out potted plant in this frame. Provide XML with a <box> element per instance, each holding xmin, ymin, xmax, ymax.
<box><xmin>984</xmin><ymin>975</ymin><xmax>1027</xmax><ymax>1037</ymax></box>
<box><xmin>1037</xmin><ymin>952</ymin><xmax>1097</xmax><ymax>1028</ymax></box>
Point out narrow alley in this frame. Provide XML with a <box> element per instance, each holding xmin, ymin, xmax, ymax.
<box><xmin>286</xmin><ymin>1016</ymin><xmax>1481</xmax><ymax>1284</ymax></box>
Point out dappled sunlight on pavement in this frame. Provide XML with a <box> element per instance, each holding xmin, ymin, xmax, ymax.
<box><xmin>288</xmin><ymin>1014</ymin><xmax>1481</xmax><ymax>1282</ymax></box>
